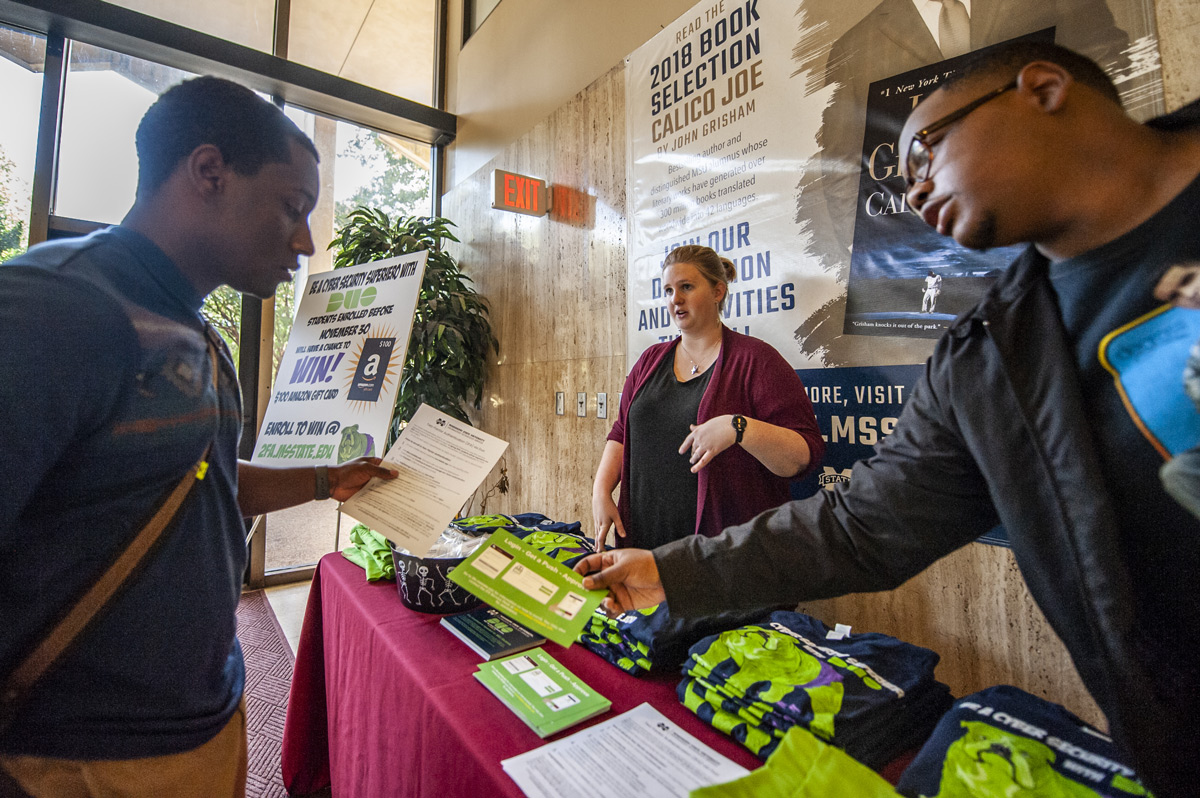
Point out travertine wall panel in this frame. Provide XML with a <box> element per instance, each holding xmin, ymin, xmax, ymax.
<box><xmin>444</xmin><ymin>68</ymin><xmax>629</xmax><ymax>525</ymax></box>
<box><xmin>1157</xmin><ymin>0</ymin><xmax>1200</xmax><ymax>109</ymax></box>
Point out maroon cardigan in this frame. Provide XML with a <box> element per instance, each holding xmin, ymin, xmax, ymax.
<box><xmin>608</xmin><ymin>326</ymin><xmax>824</xmax><ymax>543</ymax></box>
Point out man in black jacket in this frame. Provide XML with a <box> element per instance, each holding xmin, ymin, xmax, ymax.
<box><xmin>577</xmin><ymin>42</ymin><xmax>1200</xmax><ymax>796</ymax></box>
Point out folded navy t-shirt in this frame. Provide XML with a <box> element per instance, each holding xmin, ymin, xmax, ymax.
<box><xmin>896</xmin><ymin>685</ymin><xmax>1153</xmax><ymax>797</ymax></box>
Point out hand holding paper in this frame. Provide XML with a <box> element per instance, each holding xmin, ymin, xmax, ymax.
<box><xmin>572</xmin><ymin>548</ymin><xmax>665</xmax><ymax>615</ymax></box>
<box><xmin>339</xmin><ymin>404</ymin><xmax>508</xmax><ymax>557</ymax></box>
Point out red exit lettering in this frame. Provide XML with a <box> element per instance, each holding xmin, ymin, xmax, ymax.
<box><xmin>494</xmin><ymin>170</ymin><xmax>548</xmax><ymax>216</ymax></box>
<box><xmin>504</xmin><ymin>174</ymin><xmax>541</xmax><ymax>211</ymax></box>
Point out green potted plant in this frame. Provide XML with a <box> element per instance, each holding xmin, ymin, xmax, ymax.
<box><xmin>331</xmin><ymin>210</ymin><xmax>499</xmax><ymax>445</ymax></box>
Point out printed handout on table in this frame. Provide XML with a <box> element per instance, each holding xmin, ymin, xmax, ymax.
<box><xmin>501</xmin><ymin>703</ymin><xmax>750</xmax><ymax>798</ymax></box>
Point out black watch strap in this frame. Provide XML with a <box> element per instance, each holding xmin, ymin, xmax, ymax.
<box><xmin>314</xmin><ymin>465</ymin><xmax>331</xmax><ymax>501</ymax></box>
<box><xmin>731</xmin><ymin>414</ymin><xmax>747</xmax><ymax>444</ymax></box>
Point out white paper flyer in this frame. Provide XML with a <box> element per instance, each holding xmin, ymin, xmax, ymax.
<box><xmin>339</xmin><ymin>403</ymin><xmax>508</xmax><ymax>556</ymax></box>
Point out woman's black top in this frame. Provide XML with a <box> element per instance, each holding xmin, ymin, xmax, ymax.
<box><xmin>626</xmin><ymin>351</ymin><xmax>713</xmax><ymax>549</ymax></box>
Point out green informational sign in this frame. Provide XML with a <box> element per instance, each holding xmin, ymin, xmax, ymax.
<box><xmin>448</xmin><ymin>529</ymin><xmax>607</xmax><ymax>647</ymax></box>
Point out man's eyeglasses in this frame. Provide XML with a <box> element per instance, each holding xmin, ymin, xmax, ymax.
<box><xmin>905</xmin><ymin>80</ymin><xmax>1018</xmax><ymax>188</ymax></box>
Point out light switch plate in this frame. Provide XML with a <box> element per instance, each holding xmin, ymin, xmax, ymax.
<box><xmin>576</xmin><ymin>392</ymin><xmax>587</xmax><ymax>417</ymax></box>
<box><xmin>597</xmin><ymin>392</ymin><xmax>607</xmax><ymax>419</ymax></box>
<box><xmin>555</xmin><ymin>392</ymin><xmax>564</xmax><ymax>415</ymax></box>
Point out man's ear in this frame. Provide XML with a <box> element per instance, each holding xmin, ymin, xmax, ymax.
<box><xmin>185</xmin><ymin>144</ymin><xmax>229</xmax><ymax>199</ymax></box>
<box><xmin>1015</xmin><ymin>61</ymin><xmax>1071</xmax><ymax>114</ymax></box>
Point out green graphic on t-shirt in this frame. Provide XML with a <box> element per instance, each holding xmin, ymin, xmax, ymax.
<box><xmin>455</xmin><ymin>514</ymin><xmax>513</xmax><ymax>529</ymax></box>
<box><xmin>927</xmin><ymin>721</ymin><xmax>1103</xmax><ymax>798</ymax></box>
<box><xmin>518</xmin><ymin>530</ymin><xmax>592</xmax><ymax>563</ymax></box>
<box><xmin>697</xmin><ymin>628</ymin><xmax>844</xmax><ymax>741</ymax></box>
<box><xmin>1111</xmin><ymin>773</ymin><xmax>1150</xmax><ymax>796</ymax></box>
<box><xmin>681</xmin><ymin>680</ymin><xmax>780</xmax><ymax>755</ymax></box>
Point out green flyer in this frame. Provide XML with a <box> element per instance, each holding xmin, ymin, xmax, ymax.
<box><xmin>448</xmin><ymin>529</ymin><xmax>607</xmax><ymax>647</ymax></box>
<box><xmin>474</xmin><ymin>648</ymin><xmax>611</xmax><ymax>737</ymax></box>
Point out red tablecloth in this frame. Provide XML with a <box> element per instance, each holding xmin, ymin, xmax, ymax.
<box><xmin>281</xmin><ymin>553</ymin><xmax>766</xmax><ymax>797</ymax></box>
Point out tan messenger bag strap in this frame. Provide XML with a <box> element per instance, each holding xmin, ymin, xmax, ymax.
<box><xmin>1</xmin><ymin>336</ymin><xmax>221</xmax><ymax>732</ymax></box>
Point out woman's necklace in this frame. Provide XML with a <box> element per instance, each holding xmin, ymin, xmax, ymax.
<box><xmin>677</xmin><ymin>338</ymin><xmax>720</xmax><ymax>375</ymax></box>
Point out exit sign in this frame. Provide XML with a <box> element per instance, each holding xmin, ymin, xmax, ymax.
<box><xmin>493</xmin><ymin>169</ymin><xmax>548</xmax><ymax>217</ymax></box>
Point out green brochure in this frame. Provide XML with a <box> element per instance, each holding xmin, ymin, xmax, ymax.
<box><xmin>474</xmin><ymin>647</ymin><xmax>611</xmax><ymax>738</ymax></box>
<box><xmin>448</xmin><ymin>529</ymin><xmax>607</xmax><ymax>647</ymax></box>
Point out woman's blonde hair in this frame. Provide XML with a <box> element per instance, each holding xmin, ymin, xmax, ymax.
<box><xmin>662</xmin><ymin>245</ymin><xmax>736</xmax><ymax>311</ymax></box>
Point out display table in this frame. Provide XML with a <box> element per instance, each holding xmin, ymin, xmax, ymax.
<box><xmin>281</xmin><ymin>552</ymin><xmax>764</xmax><ymax>797</ymax></box>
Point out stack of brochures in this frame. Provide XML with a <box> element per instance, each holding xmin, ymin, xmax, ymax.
<box><xmin>441</xmin><ymin>606</ymin><xmax>546</xmax><ymax>661</ymax></box>
<box><xmin>474</xmin><ymin>648</ymin><xmax>612</xmax><ymax>738</ymax></box>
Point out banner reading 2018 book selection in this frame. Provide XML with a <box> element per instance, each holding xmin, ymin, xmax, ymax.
<box><xmin>625</xmin><ymin>0</ymin><xmax>920</xmax><ymax>500</ymax></box>
<box><xmin>628</xmin><ymin>0</ymin><xmax>1161</xmax><ymax>356</ymax></box>
<box><xmin>626</xmin><ymin>0</ymin><xmax>841</xmax><ymax>368</ymax></box>
<box><xmin>252</xmin><ymin>252</ymin><xmax>428</xmax><ymax>467</ymax></box>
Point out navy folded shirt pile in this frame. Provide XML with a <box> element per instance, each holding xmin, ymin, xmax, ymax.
<box><xmin>579</xmin><ymin>606</ymin><xmax>658</xmax><ymax>675</ymax></box>
<box><xmin>678</xmin><ymin>611</ymin><xmax>953</xmax><ymax>769</ymax></box>
<box><xmin>895</xmin><ymin>684</ymin><xmax>1153</xmax><ymax>797</ymax></box>
<box><xmin>578</xmin><ymin>603</ymin><xmax>788</xmax><ymax>676</ymax></box>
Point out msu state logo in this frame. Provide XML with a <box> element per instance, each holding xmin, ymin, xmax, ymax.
<box><xmin>817</xmin><ymin>467</ymin><xmax>852</xmax><ymax>491</ymax></box>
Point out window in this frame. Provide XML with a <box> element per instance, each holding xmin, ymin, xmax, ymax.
<box><xmin>464</xmin><ymin>0</ymin><xmax>502</xmax><ymax>43</ymax></box>
<box><xmin>55</xmin><ymin>44</ymin><xmax>192</xmax><ymax>224</ymax></box>
<box><xmin>0</xmin><ymin>25</ymin><xmax>45</xmax><ymax>258</ymax></box>
<box><xmin>265</xmin><ymin>106</ymin><xmax>431</xmax><ymax>572</ymax></box>
<box><xmin>0</xmin><ymin>0</ymin><xmax>452</xmax><ymax>585</ymax></box>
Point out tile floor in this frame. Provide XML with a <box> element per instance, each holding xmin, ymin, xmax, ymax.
<box><xmin>264</xmin><ymin>581</ymin><xmax>311</xmax><ymax>655</ymax></box>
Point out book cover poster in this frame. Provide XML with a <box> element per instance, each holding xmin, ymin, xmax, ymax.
<box><xmin>624</xmin><ymin>0</ymin><xmax>844</xmax><ymax>369</ymax></box>
<box><xmin>841</xmin><ymin>36</ymin><xmax>1045</xmax><ymax>339</ymax></box>
<box><xmin>792</xmin><ymin>0</ymin><xmax>1160</xmax><ymax>352</ymax></box>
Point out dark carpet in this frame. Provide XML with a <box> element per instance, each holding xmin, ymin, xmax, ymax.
<box><xmin>236</xmin><ymin>590</ymin><xmax>294</xmax><ymax>798</ymax></box>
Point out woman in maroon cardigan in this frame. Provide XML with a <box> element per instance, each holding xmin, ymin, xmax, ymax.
<box><xmin>592</xmin><ymin>245</ymin><xmax>824</xmax><ymax>552</ymax></box>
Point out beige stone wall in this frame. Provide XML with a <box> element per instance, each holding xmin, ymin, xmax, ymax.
<box><xmin>1157</xmin><ymin>0</ymin><xmax>1200</xmax><ymax>109</ymax></box>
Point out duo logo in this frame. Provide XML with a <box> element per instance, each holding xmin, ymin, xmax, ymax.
<box><xmin>326</xmin><ymin>287</ymin><xmax>377</xmax><ymax>313</ymax></box>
